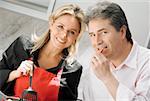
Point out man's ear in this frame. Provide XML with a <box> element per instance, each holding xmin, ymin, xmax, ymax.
<box><xmin>120</xmin><ymin>25</ymin><xmax>127</xmax><ymax>39</ymax></box>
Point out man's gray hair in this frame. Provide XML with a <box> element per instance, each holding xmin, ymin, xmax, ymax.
<box><xmin>85</xmin><ymin>1</ymin><xmax>133</xmax><ymax>44</ymax></box>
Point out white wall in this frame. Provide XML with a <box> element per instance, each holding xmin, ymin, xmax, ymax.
<box><xmin>112</xmin><ymin>0</ymin><xmax>149</xmax><ymax>47</ymax></box>
<box><xmin>0</xmin><ymin>8</ymin><xmax>48</xmax><ymax>59</ymax></box>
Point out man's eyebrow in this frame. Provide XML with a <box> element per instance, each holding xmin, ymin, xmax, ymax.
<box><xmin>97</xmin><ymin>28</ymin><xmax>106</xmax><ymax>32</ymax></box>
<box><xmin>89</xmin><ymin>32</ymin><xmax>94</xmax><ymax>35</ymax></box>
<box><xmin>89</xmin><ymin>28</ymin><xmax>106</xmax><ymax>35</ymax></box>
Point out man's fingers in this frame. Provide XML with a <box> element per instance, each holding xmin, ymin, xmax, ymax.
<box><xmin>94</xmin><ymin>53</ymin><xmax>107</xmax><ymax>63</ymax></box>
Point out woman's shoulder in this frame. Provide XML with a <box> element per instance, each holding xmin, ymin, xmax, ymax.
<box><xmin>17</xmin><ymin>35</ymin><xmax>33</xmax><ymax>50</ymax></box>
<box><xmin>1</xmin><ymin>35</ymin><xmax>33</xmax><ymax>67</ymax></box>
<box><xmin>64</xmin><ymin>59</ymin><xmax>82</xmax><ymax>73</ymax></box>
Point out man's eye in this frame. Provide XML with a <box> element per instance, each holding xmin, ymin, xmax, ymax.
<box><xmin>89</xmin><ymin>34</ymin><xmax>92</xmax><ymax>37</ymax></box>
<box><xmin>89</xmin><ymin>34</ymin><xmax>95</xmax><ymax>37</ymax></box>
<box><xmin>102</xmin><ymin>31</ymin><xmax>107</xmax><ymax>35</ymax></box>
<box><xmin>89</xmin><ymin>33</ymin><xmax>94</xmax><ymax>37</ymax></box>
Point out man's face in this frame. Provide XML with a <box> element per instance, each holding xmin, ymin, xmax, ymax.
<box><xmin>88</xmin><ymin>18</ymin><xmax>125</xmax><ymax>59</ymax></box>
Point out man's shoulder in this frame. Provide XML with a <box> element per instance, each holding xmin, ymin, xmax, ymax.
<box><xmin>136</xmin><ymin>44</ymin><xmax>150</xmax><ymax>69</ymax></box>
<box><xmin>137</xmin><ymin>44</ymin><xmax>150</xmax><ymax>58</ymax></box>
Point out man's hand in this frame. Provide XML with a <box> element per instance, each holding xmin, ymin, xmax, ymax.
<box><xmin>91</xmin><ymin>53</ymin><xmax>112</xmax><ymax>82</ymax></box>
<box><xmin>91</xmin><ymin>53</ymin><xmax>119</xmax><ymax>100</ymax></box>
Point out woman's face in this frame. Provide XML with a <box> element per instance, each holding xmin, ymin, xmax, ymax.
<box><xmin>49</xmin><ymin>14</ymin><xmax>80</xmax><ymax>50</ymax></box>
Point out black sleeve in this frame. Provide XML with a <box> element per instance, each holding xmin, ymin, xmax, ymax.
<box><xmin>0</xmin><ymin>35</ymin><xmax>32</xmax><ymax>95</ymax></box>
<box><xmin>58</xmin><ymin>60</ymin><xmax>83</xmax><ymax>101</ymax></box>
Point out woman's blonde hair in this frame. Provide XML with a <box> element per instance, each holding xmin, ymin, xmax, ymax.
<box><xmin>31</xmin><ymin>4</ymin><xmax>85</xmax><ymax>62</ymax></box>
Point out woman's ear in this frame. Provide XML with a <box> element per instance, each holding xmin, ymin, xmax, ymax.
<box><xmin>49</xmin><ymin>20</ymin><xmax>53</xmax><ymax>26</ymax></box>
<box><xmin>73</xmin><ymin>39</ymin><xmax>76</xmax><ymax>45</ymax></box>
<box><xmin>49</xmin><ymin>20</ymin><xmax>54</xmax><ymax>31</ymax></box>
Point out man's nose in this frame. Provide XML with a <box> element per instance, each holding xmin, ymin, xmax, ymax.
<box><xmin>95</xmin><ymin>34</ymin><xmax>103</xmax><ymax>45</ymax></box>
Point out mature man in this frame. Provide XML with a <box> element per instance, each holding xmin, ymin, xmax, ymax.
<box><xmin>78</xmin><ymin>1</ymin><xmax>150</xmax><ymax>101</ymax></box>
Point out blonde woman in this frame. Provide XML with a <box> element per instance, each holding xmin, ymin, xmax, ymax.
<box><xmin>0</xmin><ymin>4</ymin><xmax>85</xmax><ymax>101</ymax></box>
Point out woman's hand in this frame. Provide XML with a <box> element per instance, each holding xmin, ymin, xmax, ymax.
<box><xmin>7</xmin><ymin>60</ymin><xmax>33</xmax><ymax>82</ymax></box>
<box><xmin>17</xmin><ymin>60</ymin><xmax>34</xmax><ymax>76</ymax></box>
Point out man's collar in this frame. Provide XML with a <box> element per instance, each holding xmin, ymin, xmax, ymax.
<box><xmin>112</xmin><ymin>40</ymin><xmax>138</xmax><ymax>71</ymax></box>
<box><xmin>124</xmin><ymin>40</ymin><xmax>138</xmax><ymax>69</ymax></box>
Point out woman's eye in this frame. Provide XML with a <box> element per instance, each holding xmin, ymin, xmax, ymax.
<box><xmin>67</xmin><ymin>30</ymin><xmax>76</xmax><ymax>35</ymax></box>
<box><xmin>57</xmin><ymin>25</ymin><xmax>63</xmax><ymax>30</ymax></box>
<box><xmin>69</xmin><ymin>31</ymin><xmax>75</xmax><ymax>35</ymax></box>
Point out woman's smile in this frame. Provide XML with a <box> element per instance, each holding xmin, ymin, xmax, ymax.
<box><xmin>56</xmin><ymin>37</ymin><xmax>66</xmax><ymax>44</ymax></box>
